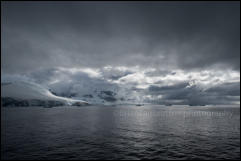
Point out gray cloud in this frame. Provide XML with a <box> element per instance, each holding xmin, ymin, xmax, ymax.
<box><xmin>205</xmin><ymin>82</ymin><xmax>240</xmax><ymax>97</ymax></box>
<box><xmin>1</xmin><ymin>2</ymin><xmax>240</xmax><ymax>105</ymax></box>
<box><xmin>2</xmin><ymin>67</ymin><xmax>240</xmax><ymax>105</ymax></box>
<box><xmin>148</xmin><ymin>82</ymin><xmax>190</xmax><ymax>94</ymax></box>
<box><xmin>146</xmin><ymin>81</ymin><xmax>240</xmax><ymax>105</ymax></box>
<box><xmin>100</xmin><ymin>67</ymin><xmax>134</xmax><ymax>80</ymax></box>
<box><xmin>1</xmin><ymin>1</ymin><xmax>240</xmax><ymax>74</ymax></box>
<box><xmin>145</xmin><ymin>70</ymin><xmax>176</xmax><ymax>77</ymax></box>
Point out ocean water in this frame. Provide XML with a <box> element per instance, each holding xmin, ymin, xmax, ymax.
<box><xmin>1</xmin><ymin>105</ymin><xmax>240</xmax><ymax>160</ymax></box>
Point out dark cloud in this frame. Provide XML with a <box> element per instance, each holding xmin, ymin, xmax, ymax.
<box><xmin>1</xmin><ymin>1</ymin><xmax>240</xmax><ymax>73</ymax></box>
<box><xmin>205</xmin><ymin>82</ymin><xmax>240</xmax><ymax>97</ymax></box>
<box><xmin>148</xmin><ymin>82</ymin><xmax>190</xmax><ymax>94</ymax></box>
<box><xmin>100</xmin><ymin>67</ymin><xmax>133</xmax><ymax>80</ymax></box>
<box><xmin>1</xmin><ymin>2</ymin><xmax>240</xmax><ymax>105</ymax></box>
<box><xmin>145</xmin><ymin>70</ymin><xmax>176</xmax><ymax>77</ymax></box>
<box><xmin>146</xmin><ymin>81</ymin><xmax>240</xmax><ymax>105</ymax></box>
<box><xmin>2</xmin><ymin>67</ymin><xmax>240</xmax><ymax>105</ymax></box>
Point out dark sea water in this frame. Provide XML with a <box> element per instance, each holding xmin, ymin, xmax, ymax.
<box><xmin>1</xmin><ymin>105</ymin><xmax>240</xmax><ymax>160</ymax></box>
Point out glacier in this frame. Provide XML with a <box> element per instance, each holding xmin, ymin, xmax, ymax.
<box><xmin>1</xmin><ymin>81</ymin><xmax>89</xmax><ymax>107</ymax></box>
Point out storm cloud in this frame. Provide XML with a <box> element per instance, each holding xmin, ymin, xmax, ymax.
<box><xmin>147</xmin><ymin>81</ymin><xmax>240</xmax><ymax>105</ymax></box>
<box><xmin>1</xmin><ymin>2</ymin><xmax>240</xmax><ymax>105</ymax></box>
<box><xmin>2</xmin><ymin>1</ymin><xmax>240</xmax><ymax>73</ymax></box>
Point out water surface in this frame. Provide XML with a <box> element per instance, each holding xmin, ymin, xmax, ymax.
<box><xmin>1</xmin><ymin>105</ymin><xmax>240</xmax><ymax>160</ymax></box>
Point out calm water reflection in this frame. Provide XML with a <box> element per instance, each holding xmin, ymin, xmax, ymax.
<box><xmin>1</xmin><ymin>105</ymin><xmax>240</xmax><ymax>160</ymax></box>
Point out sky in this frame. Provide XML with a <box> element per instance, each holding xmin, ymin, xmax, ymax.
<box><xmin>1</xmin><ymin>1</ymin><xmax>240</xmax><ymax>105</ymax></box>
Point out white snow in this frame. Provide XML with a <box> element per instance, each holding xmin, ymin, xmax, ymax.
<box><xmin>1</xmin><ymin>81</ymin><xmax>88</xmax><ymax>106</ymax></box>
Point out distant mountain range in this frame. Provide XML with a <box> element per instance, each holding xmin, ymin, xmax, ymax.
<box><xmin>1</xmin><ymin>80</ymin><xmax>141</xmax><ymax>107</ymax></box>
<box><xmin>1</xmin><ymin>81</ymin><xmax>88</xmax><ymax>107</ymax></box>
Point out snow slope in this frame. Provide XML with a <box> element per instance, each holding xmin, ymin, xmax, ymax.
<box><xmin>1</xmin><ymin>81</ymin><xmax>88</xmax><ymax>107</ymax></box>
<box><xmin>47</xmin><ymin>78</ymin><xmax>143</xmax><ymax>105</ymax></box>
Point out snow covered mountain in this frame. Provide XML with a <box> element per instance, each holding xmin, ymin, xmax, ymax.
<box><xmin>47</xmin><ymin>80</ymin><xmax>143</xmax><ymax>105</ymax></box>
<box><xmin>1</xmin><ymin>81</ymin><xmax>88</xmax><ymax>107</ymax></box>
